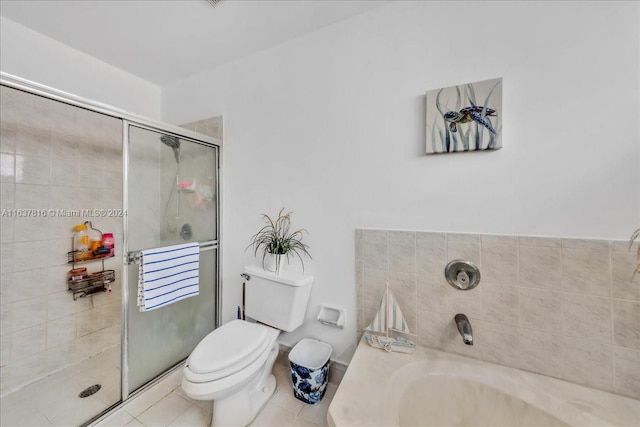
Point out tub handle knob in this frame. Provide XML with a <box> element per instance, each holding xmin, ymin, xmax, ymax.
<box><xmin>445</xmin><ymin>260</ymin><xmax>481</xmax><ymax>291</ymax></box>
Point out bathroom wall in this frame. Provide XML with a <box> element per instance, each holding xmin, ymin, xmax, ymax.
<box><xmin>0</xmin><ymin>86</ymin><xmax>123</xmax><ymax>396</ymax></box>
<box><xmin>0</xmin><ymin>17</ymin><xmax>161</xmax><ymax>119</ymax></box>
<box><xmin>162</xmin><ymin>1</ymin><xmax>640</xmax><ymax>364</ymax></box>
<box><xmin>356</xmin><ymin>229</ymin><xmax>640</xmax><ymax>399</ymax></box>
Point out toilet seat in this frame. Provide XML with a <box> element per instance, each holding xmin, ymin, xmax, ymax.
<box><xmin>184</xmin><ymin>320</ymin><xmax>276</xmax><ymax>383</ymax></box>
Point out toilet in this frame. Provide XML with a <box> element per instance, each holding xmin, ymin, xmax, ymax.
<box><xmin>181</xmin><ymin>265</ymin><xmax>313</xmax><ymax>427</ymax></box>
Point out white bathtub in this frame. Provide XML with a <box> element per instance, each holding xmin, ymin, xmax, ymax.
<box><xmin>328</xmin><ymin>340</ymin><xmax>640</xmax><ymax>427</ymax></box>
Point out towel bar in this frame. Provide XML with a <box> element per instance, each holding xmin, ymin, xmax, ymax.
<box><xmin>126</xmin><ymin>240</ymin><xmax>217</xmax><ymax>264</ymax></box>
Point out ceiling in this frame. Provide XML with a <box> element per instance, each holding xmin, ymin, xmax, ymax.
<box><xmin>0</xmin><ymin>0</ymin><xmax>386</xmax><ymax>86</ymax></box>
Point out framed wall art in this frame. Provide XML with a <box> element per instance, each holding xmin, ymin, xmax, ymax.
<box><xmin>426</xmin><ymin>77</ymin><xmax>502</xmax><ymax>154</ymax></box>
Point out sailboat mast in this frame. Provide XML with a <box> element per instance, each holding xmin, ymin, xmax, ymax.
<box><xmin>385</xmin><ymin>284</ymin><xmax>389</xmax><ymax>339</ymax></box>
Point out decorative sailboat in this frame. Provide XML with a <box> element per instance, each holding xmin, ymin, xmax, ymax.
<box><xmin>363</xmin><ymin>283</ymin><xmax>416</xmax><ymax>353</ymax></box>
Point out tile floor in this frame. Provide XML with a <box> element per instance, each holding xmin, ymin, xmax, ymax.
<box><xmin>0</xmin><ymin>344</ymin><xmax>121</xmax><ymax>427</ymax></box>
<box><xmin>1</xmin><ymin>348</ymin><xmax>335</xmax><ymax>427</ymax></box>
<box><xmin>95</xmin><ymin>363</ymin><xmax>335</xmax><ymax>427</ymax></box>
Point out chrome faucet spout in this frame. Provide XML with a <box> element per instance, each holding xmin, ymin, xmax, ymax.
<box><xmin>455</xmin><ymin>313</ymin><xmax>473</xmax><ymax>345</ymax></box>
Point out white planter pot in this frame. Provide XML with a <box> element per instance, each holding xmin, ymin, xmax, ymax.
<box><xmin>265</xmin><ymin>253</ymin><xmax>286</xmax><ymax>275</ymax></box>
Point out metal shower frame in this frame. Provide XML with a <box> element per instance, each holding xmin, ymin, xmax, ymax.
<box><xmin>0</xmin><ymin>72</ymin><xmax>223</xmax><ymax>415</ymax></box>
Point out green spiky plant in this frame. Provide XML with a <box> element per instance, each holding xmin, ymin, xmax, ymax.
<box><xmin>630</xmin><ymin>228</ymin><xmax>640</xmax><ymax>279</ymax></box>
<box><xmin>247</xmin><ymin>208</ymin><xmax>311</xmax><ymax>273</ymax></box>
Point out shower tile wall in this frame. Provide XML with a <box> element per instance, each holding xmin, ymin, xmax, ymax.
<box><xmin>0</xmin><ymin>86</ymin><xmax>123</xmax><ymax>396</ymax></box>
<box><xmin>180</xmin><ymin>116</ymin><xmax>223</xmax><ymax>141</ymax></box>
<box><xmin>356</xmin><ymin>229</ymin><xmax>640</xmax><ymax>400</ymax></box>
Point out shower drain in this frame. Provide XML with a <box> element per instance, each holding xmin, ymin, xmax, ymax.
<box><xmin>78</xmin><ymin>384</ymin><xmax>101</xmax><ymax>398</ymax></box>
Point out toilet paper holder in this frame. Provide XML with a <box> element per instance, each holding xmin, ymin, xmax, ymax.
<box><xmin>317</xmin><ymin>305</ymin><xmax>345</xmax><ymax>328</ymax></box>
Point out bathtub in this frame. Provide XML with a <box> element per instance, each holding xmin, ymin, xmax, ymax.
<box><xmin>328</xmin><ymin>340</ymin><xmax>639</xmax><ymax>427</ymax></box>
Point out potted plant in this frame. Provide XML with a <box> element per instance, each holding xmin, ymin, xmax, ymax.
<box><xmin>247</xmin><ymin>208</ymin><xmax>311</xmax><ymax>274</ymax></box>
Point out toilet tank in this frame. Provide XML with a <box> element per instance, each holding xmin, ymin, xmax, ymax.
<box><xmin>243</xmin><ymin>265</ymin><xmax>313</xmax><ymax>332</ymax></box>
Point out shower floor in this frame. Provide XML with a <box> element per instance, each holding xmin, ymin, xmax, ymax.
<box><xmin>0</xmin><ymin>344</ymin><xmax>121</xmax><ymax>427</ymax></box>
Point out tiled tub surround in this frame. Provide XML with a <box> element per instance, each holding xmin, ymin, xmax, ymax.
<box><xmin>0</xmin><ymin>86</ymin><xmax>123</xmax><ymax>396</ymax></box>
<box><xmin>355</xmin><ymin>229</ymin><xmax>640</xmax><ymax>400</ymax></box>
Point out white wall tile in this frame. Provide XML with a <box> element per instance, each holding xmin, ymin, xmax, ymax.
<box><xmin>0</xmin><ymin>153</ymin><xmax>15</xmax><ymax>183</ymax></box>
<box><xmin>1</xmin><ymin>332</ymin><xmax>11</xmax><ymax>366</ymax></box>
<box><xmin>9</xmin><ymin>352</ymin><xmax>46</xmax><ymax>391</ymax></box>
<box><xmin>15</xmin><ymin>154</ymin><xmax>50</xmax><ymax>185</ymax></box>
<box><xmin>481</xmin><ymin>234</ymin><xmax>517</xmax><ymax>246</ymax></box>
<box><xmin>446</xmin><ymin>242</ymin><xmax>480</xmax><ymax>265</ymax></box>
<box><xmin>417</xmin><ymin>275</ymin><xmax>448</xmax><ymax>313</ymax></box>
<box><xmin>0</xmin><ymin>302</ymin><xmax>11</xmax><ymax>337</ymax></box>
<box><xmin>46</xmin><ymin>314</ymin><xmax>76</xmax><ymax>349</ymax></box>
<box><xmin>0</xmin><ymin>273</ymin><xmax>12</xmax><ymax>306</ymax></box>
<box><xmin>13</xmin><ymin>241</ymin><xmax>48</xmax><ymax>272</ymax></box>
<box><xmin>362</xmin><ymin>231</ymin><xmax>388</xmax><ymax>270</ymax></box>
<box><xmin>11</xmin><ymin>323</ymin><xmax>45</xmax><ymax>360</ymax></box>
<box><xmin>0</xmin><ymin>244</ymin><xmax>13</xmax><ymax>274</ymax></box>
<box><xmin>447</xmin><ymin>233</ymin><xmax>480</xmax><ymax>244</ymax></box>
<box><xmin>611</xmin><ymin>252</ymin><xmax>640</xmax><ymax>301</ymax></box>
<box><xmin>518</xmin><ymin>287</ymin><xmax>562</xmax><ymax>332</ymax></box>
<box><xmin>12</xmin><ymin>268</ymin><xmax>48</xmax><ymax>301</ymax></box>
<box><xmin>519</xmin><ymin>246</ymin><xmax>561</xmax><ymax>290</ymax></box>
<box><xmin>0</xmin><ymin>120</ymin><xmax>17</xmax><ymax>153</ymax></box>
<box><xmin>612</xmin><ymin>300</ymin><xmax>640</xmax><ymax>350</ymax></box>
<box><xmin>561</xmin><ymin>249</ymin><xmax>611</xmax><ymax>296</ymax></box>
<box><xmin>12</xmin><ymin>216</ymin><xmax>48</xmax><ymax>243</ymax></box>
<box><xmin>47</xmin><ymin>291</ymin><xmax>76</xmax><ymax>321</ymax></box>
<box><xmin>482</xmin><ymin>323</ymin><xmax>520</xmax><ymax>367</ymax></box>
<box><xmin>388</xmin><ymin>231</ymin><xmax>415</xmax><ymax>273</ymax></box>
<box><xmin>518</xmin><ymin>236</ymin><xmax>561</xmax><ymax>247</ymax></box>
<box><xmin>482</xmin><ymin>284</ymin><xmax>519</xmax><ymax>323</ymax></box>
<box><xmin>561</xmin><ymin>238</ymin><xmax>610</xmax><ymax>251</ymax></box>
<box><xmin>416</xmin><ymin>238</ymin><xmax>446</xmax><ymax>278</ymax></box>
<box><xmin>0</xmin><ymin>181</ymin><xmax>15</xmax><ymax>210</ymax></box>
<box><xmin>362</xmin><ymin>268</ymin><xmax>387</xmax><ymax>304</ymax></box>
<box><xmin>481</xmin><ymin>244</ymin><xmax>518</xmax><ymax>285</ymax></box>
<box><xmin>613</xmin><ymin>346</ymin><xmax>640</xmax><ymax>399</ymax></box>
<box><xmin>11</xmin><ymin>297</ymin><xmax>46</xmax><ymax>332</ymax></box>
<box><xmin>447</xmin><ymin>285</ymin><xmax>483</xmax><ymax>320</ymax></box>
<box><xmin>563</xmin><ymin>337</ymin><xmax>613</xmax><ymax>391</ymax></box>
<box><xmin>77</xmin><ymin>308</ymin><xmax>101</xmax><ymax>337</ymax></box>
<box><xmin>518</xmin><ymin>330</ymin><xmax>563</xmax><ymax>378</ymax></box>
<box><xmin>14</xmin><ymin>183</ymin><xmax>49</xmax><ymax>209</ymax></box>
<box><xmin>562</xmin><ymin>293</ymin><xmax>612</xmax><ymax>344</ymax></box>
<box><xmin>47</xmin><ymin>264</ymin><xmax>71</xmax><ymax>294</ymax></box>
<box><xmin>50</xmin><ymin>158</ymin><xmax>78</xmax><ymax>186</ymax></box>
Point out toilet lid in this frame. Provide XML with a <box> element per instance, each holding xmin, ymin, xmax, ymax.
<box><xmin>188</xmin><ymin>320</ymin><xmax>269</xmax><ymax>375</ymax></box>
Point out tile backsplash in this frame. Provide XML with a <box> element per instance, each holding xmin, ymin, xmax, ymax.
<box><xmin>355</xmin><ymin>229</ymin><xmax>640</xmax><ymax>399</ymax></box>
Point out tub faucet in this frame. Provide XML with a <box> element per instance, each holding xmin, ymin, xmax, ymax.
<box><xmin>455</xmin><ymin>313</ymin><xmax>473</xmax><ymax>345</ymax></box>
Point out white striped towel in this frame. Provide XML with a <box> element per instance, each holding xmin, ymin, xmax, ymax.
<box><xmin>137</xmin><ymin>242</ymin><xmax>200</xmax><ymax>312</ymax></box>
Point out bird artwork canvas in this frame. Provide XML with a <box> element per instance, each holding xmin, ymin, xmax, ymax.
<box><xmin>425</xmin><ymin>78</ymin><xmax>502</xmax><ymax>154</ymax></box>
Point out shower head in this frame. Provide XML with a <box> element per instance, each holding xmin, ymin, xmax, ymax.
<box><xmin>160</xmin><ymin>134</ymin><xmax>180</xmax><ymax>163</ymax></box>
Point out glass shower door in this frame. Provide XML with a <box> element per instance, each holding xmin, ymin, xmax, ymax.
<box><xmin>124</xmin><ymin>123</ymin><xmax>218</xmax><ymax>395</ymax></box>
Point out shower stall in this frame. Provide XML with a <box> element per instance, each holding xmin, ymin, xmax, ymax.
<box><xmin>0</xmin><ymin>74</ymin><xmax>221</xmax><ymax>426</ymax></box>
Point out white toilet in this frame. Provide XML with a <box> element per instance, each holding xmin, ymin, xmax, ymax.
<box><xmin>181</xmin><ymin>265</ymin><xmax>313</xmax><ymax>427</ymax></box>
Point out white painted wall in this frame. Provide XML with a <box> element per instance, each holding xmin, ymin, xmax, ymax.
<box><xmin>0</xmin><ymin>17</ymin><xmax>161</xmax><ymax>119</ymax></box>
<box><xmin>162</xmin><ymin>1</ymin><xmax>640</xmax><ymax>363</ymax></box>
